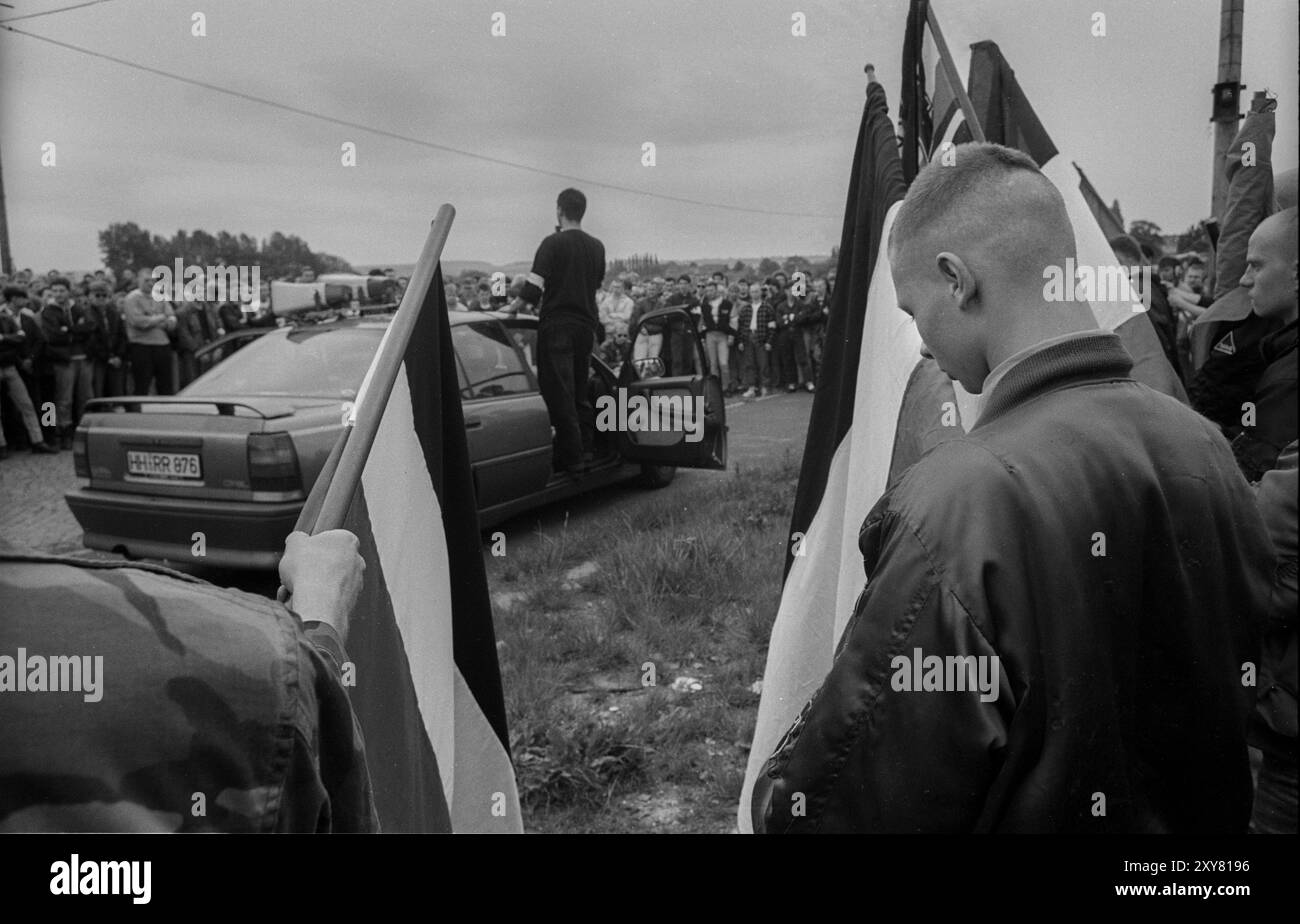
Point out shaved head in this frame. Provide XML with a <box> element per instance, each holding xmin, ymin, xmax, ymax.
<box><xmin>890</xmin><ymin>142</ymin><xmax>1077</xmax><ymax>290</ymax></box>
<box><xmin>1242</xmin><ymin>207</ymin><xmax>1298</xmax><ymax>322</ymax></box>
<box><xmin>888</xmin><ymin>142</ymin><xmax>1095</xmax><ymax>395</ymax></box>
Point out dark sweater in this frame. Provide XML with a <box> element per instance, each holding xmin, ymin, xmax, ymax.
<box><xmin>522</xmin><ymin>228</ymin><xmax>605</xmax><ymax>329</ymax></box>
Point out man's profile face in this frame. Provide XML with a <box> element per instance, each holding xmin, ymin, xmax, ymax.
<box><xmin>1183</xmin><ymin>266</ymin><xmax>1205</xmax><ymax>293</ymax></box>
<box><xmin>890</xmin><ymin>238</ymin><xmax>986</xmax><ymax>394</ymax></box>
<box><xmin>1241</xmin><ymin>225</ymin><xmax>1296</xmax><ymax>320</ymax></box>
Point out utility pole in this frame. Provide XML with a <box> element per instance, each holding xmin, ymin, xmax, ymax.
<box><xmin>0</xmin><ymin>143</ymin><xmax>12</xmax><ymax>274</ymax></box>
<box><xmin>1210</xmin><ymin>0</ymin><xmax>1245</xmax><ymax>219</ymax></box>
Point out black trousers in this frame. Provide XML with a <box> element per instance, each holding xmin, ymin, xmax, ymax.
<box><xmin>130</xmin><ymin>343</ymin><xmax>175</xmax><ymax>396</ymax></box>
<box><xmin>538</xmin><ymin>320</ymin><xmax>594</xmax><ymax>470</ymax></box>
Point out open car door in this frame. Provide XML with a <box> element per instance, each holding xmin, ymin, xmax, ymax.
<box><xmin>613</xmin><ymin>306</ymin><xmax>727</xmax><ymax>469</ymax></box>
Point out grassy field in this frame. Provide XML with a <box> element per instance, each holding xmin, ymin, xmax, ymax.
<box><xmin>486</xmin><ymin>454</ymin><xmax>800</xmax><ymax>833</ymax></box>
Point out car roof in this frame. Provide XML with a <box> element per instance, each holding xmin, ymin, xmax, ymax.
<box><xmin>274</xmin><ymin>308</ymin><xmax>527</xmax><ymax>333</ymax></box>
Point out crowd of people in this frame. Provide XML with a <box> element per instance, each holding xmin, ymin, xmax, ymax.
<box><xmin>445</xmin><ymin>265</ymin><xmax>839</xmax><ymax>398</ymax></box>
<box><xmin>598</xmin><ymin>269</ymin><xmax>835</xmax><ymax>398</ymax></box>
<box><xmin>0</xmin><ymin>265</ymin><xmax>416</xmax><ymax>460</ymax></box>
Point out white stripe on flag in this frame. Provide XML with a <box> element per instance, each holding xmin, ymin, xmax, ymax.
<box><xmin>361</xmin><ymin>365</ymin><xmax>521</xmax><ymax>832</ymax></box>
<box><xmin>1041</xmin><ymin>155</ymin><xmax>1146</xmax><ymax>331</ymax></box>
<box><xmin>738</xmin><ymin>204</ymin><xmax>977</xmax><ymax>832</ymax></box>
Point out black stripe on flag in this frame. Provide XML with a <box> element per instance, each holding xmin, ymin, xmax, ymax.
<box><xmin>402</xmin><ymin>269</ymin><xmax>511</xmax><ymax>752</ymax></box>
<box><xmin>341</xmin><ymin>486</ymin><xmax>453</xmax><ymax>832</ymax></box>
<box><xmin>783</xmin><ymin>80</ymin><xmax>908</xmax><ymax>580</ymax></box>
<box><xmin>965</xmin><ymin>40</ymin><xmax>1059</xmax><ymax>167</ymax></box>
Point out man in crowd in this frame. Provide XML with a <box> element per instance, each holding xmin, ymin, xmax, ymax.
<box><xmin>1233</xmin><ymin>207</ymin><xmax>1297</xmax><ymax>483</ymax></box>
<box><xmin>756</xmin><ymin>143</ymin><xmax>1274</xmax><ymax>834</ymax></box>
<box><xmin>772</xmin><ymin>275</ymin><xmax>811</xmax><ymax>392</ymax></box>
<box><xmin>736</xmin><ymin>281</ymin><xmax>775</xmax><ymax>398</ymax></box>
<box><xmin>174</xmin><ymin>300</ymin><xmax>223</xmax><ymax>388</ymax></box>
<box><xmin>796</xmin><ymin>275</ymin><xmax>831</xmax><ymax>388</ymax></box>
<box><xmin>0</xmin><ymin>528</ymin><xmax>376</xmax><ymax>832</ymax></box>
<box><xmin>123</xmin><ymin>268</ymin><xmax>176</xmax><ymax>396</ymax></box>
<box><xmin>695</xmin><ymin>279</ymin><xmax>733</xmax><ymax>393</ymax></box>
<box><xmin>85</xmin><ymin>281</ymin><xmax>129</xmax><ymax>398</ymax></box>
<box><xmin>0</xmin><ymin>289</ymin><xmax>56</xmax><ymax>458</ymax></box>
<box><xmin>663</xmin><ymin>274</ymin><xmax>700</xmax><ymax>376</ymax></box>
<box><xmin>629</xmin><ymin>279</ymin><xmax>665</xmax><ymax>369</ymax></box>
<box><xmin>445</xmin><ymin>283</ymin><xmax>470</xmax><ymax>312</ymax></box>
<box><xmin>507</xmin><ymin>188</ymin><xmax>605</xmax><ymax>476</ymax></box>
<box><xmin>38</xmin><ymin>277</ymin><xmax>94</xmax><ymax>449</ymax></box>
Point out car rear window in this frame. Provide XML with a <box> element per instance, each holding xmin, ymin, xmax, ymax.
<box><xmin>183</xmin><ymin>326</ymin><xmax>384</xmax><ymax>399</ymax></box>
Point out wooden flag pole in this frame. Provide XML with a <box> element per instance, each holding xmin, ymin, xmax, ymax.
<box><xmin>925</xmin><ymin>3</ymin><xmax>987</xmax><ymax>144</ymax></box>
<box><xmin>309</xmin><ymin>203</ymin><xmax>456</xmax><ymax>534</ymax></box>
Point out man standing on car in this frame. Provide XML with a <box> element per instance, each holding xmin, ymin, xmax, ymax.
<box><xmin>507</xmin><ymin>188</ymin><xmax>605</xmax><ymax>476</ymax></box>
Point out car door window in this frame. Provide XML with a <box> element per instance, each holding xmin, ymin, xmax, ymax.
<box><xmin>453</xmin><ymin>322</ymin><xmax>532</xmax><ymax>399</ymax></box>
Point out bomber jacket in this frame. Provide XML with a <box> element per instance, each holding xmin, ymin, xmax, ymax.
<box><xmin>756</xmin><ymin>332</ymin><xmax>1274</xmax><ymax>833</ymax></box>
<box><xmin>85</xmin><ymin>302</ymin><xmax>129</xmax><ymax>363</ymax></box>
<box><xmin>38</xmin><ymin>303</ymin><xmax>75</xmax><ymax>364</ymax></box>
<box><xmin>1232</xmin><ymin>320</ymin><xmax>1298</xmax><ymax>482</ymax></box>
<box><xmin>0</xmin><ymin>309</ymin><xmax>27</xmax><ymax>367</ymax></box>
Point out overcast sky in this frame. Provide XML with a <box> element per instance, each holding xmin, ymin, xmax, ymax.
<box><xmin>3</xmin><ymin>0</ymin><xmax>1296</xmax><ymax>271</ymax></box>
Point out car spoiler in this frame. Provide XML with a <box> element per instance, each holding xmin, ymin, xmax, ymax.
<box><xmin>82</xmin><ymin>396</ymin><xmax>296</xmax><ymax>420</ymax></box>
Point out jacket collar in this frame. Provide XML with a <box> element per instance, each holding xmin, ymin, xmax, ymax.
<box><xmin>975</xmin><ymin>331</ymin><xmax>1133</xmax><ymax>427</ymax></box>
<box><xmin>1261</xmin><ymin>319</ymin><xmax>1297</xmax><ymax>363</ymax></box>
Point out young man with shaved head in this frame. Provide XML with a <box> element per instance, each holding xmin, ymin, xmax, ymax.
<box><xmin>756</xmin><ymin>143</ymin><xmax>1275</xmax><ymax>834</ymax></box>
<box><xmin>1234</xmin><ymin>207</ymin><xmax>1298</xmax><ymax>482</ymax></box>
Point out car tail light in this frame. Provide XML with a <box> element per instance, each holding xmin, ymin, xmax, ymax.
<box><xmin>72</xmin><ymin>428</ymin><xmax>90</xmax><ymax>478</ymax></box>
<box><xmin>247</xmin><ymin>432</ymin><xmax>301</xmax><ymax>492</ymax></box>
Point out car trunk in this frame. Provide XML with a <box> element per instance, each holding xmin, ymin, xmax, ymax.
<box><xmin>78</xmin><ymin>396</ymin><xmax>332</xmax><ymax>503</ymax></box>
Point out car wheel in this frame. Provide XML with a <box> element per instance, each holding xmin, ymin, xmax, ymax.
<box><xmin>639</xmin><ymin>463</ymin><xmax>676</xmax><ymax>488</ymax></box>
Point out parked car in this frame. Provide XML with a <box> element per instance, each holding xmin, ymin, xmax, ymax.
<box><xmin>65</xmin><ymin>307</ymin><xmax>726</xmax><ymax>569</ymax></box>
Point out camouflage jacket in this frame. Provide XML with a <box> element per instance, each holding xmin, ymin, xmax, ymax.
<box><xmin>0</xmin><ymin>552</ymin><xmax>376</xmax><ymax>832</ymax></box>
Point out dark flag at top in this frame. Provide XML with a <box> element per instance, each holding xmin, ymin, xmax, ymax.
<box><xmin>962</xmin><ymin>39</ymin><xmax>1187</xmax><ymax>400</ymax></box>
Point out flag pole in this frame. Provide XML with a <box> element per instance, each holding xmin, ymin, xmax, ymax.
<box><xmin>308</xmin><ymin>203</ymin><xmax>456</xmax><ymax>534</ymax></box>
<box><xmin>925</xmin><ymin>4</ymin><xmax>987</xmax><ymax>143</ymax></box>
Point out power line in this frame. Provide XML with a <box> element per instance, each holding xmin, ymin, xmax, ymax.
<box><xmin>0</xmin><ymin>0</ymin><xmax>121</xmax><ymax>25</ymax></box>
<box><xmin>1</xmin><ymin>24</ymin><xmax>837</xmax><ymax>221</ymax></box>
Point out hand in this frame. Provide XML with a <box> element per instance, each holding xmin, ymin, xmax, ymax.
<box><xmin>278</xmin><ymin>529</ymin><xmax>366</xmax><ymax>638</ymax></box>
<box><xmin>108</xmin><ymin>357</ymin><xmax>122</xmax><ymax>368</ymax></box>
<box><xmin>764</xmin><ymin>343</ymin><xmax>772</xmax><ymax>352</ymax></box>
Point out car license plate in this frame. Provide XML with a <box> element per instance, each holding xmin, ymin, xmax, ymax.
<box><xmin>125</xmin><ymin>450</ymin><xmax>202</xmax><ymax>481</ymax></box>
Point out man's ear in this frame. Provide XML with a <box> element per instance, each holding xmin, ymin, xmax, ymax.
<box><xmin>935</xmin><ymin>252</ymin><xmax>976</xmax><ymax>309</ymax></box>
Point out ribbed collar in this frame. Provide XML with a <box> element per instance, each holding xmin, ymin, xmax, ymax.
<box><xmin>975</xmin><ymin>331</ymin><xmax>1133</xmax><ymax>427</ymax></box>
